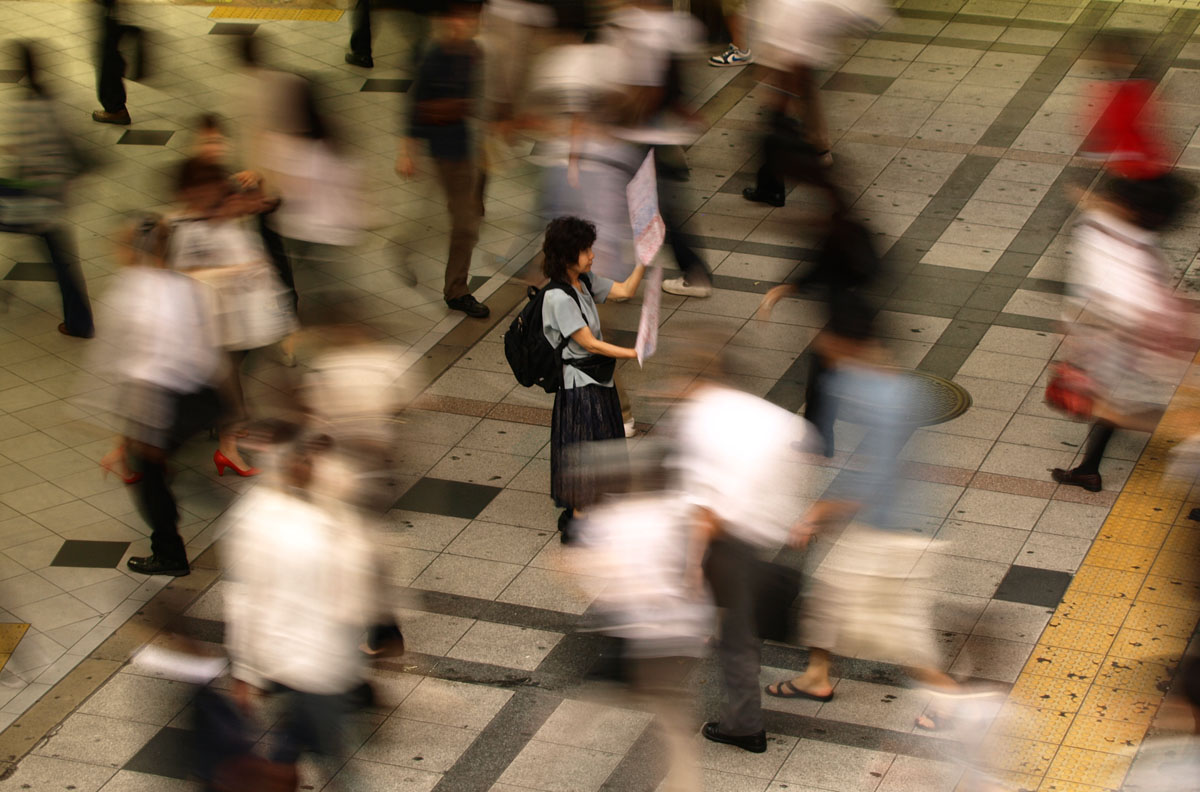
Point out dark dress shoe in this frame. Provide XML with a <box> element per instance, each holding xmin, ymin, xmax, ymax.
<box><xmin>92</xmin><ymin>108</ymin><xmax>131</xmax><ymax>125</ymax></box>
<box><xmin>127</xmin><ymin>555</ymin><xmax>190</xmax><ymax>577</ymax></box>
<box><xmin>742</xmin><ymin>187</ymin><xmax>784</xmax><ymax>207</ymax></box>
<box><xmin>57</xmin><ymin>323</ymin><xmax>94</xmax><ymax>339</ymax></box>
<box><xmin>344</xmin><ymin>51</ymin><xmax>374</xmax><ymax>68</ymax></box>
<box><xmin>446</xmin><ymin>294</ymin><xmax>490</xmax><ymax>319</ymax></box>
<box><xmin>1051</xmin><ymin>467</ymin><xmax>1102</xmax><ymax>493</ymax></box>
<box><xmin>702</xmin><ymin>722</ymin><xmax>767</xmax><ymax>753</ymax></box>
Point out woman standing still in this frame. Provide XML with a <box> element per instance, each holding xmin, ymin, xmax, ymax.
<box><xmin>540</xmin><ymin>217</ymin><xmax>645</xmax><ymax>541</ymax></box>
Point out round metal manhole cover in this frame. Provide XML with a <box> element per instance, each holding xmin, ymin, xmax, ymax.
<box><xmin>836</xmin><ymin>371</ymin><xmax>972</xmax><ymax>427</ymax></box>
<box><xmin>904</xmin><ymin>371</ymin><xmax>972</xmax><ymax>426</ymax></box>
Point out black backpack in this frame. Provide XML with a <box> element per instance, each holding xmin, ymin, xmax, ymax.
<box><xmin>504</xmin><ymin>275</ymin><xmax>593</xmax><ymax>393</ymax></box>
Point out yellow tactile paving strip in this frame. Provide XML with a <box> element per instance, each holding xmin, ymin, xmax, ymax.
<box><xmin>0</xmin><ymin>623</ymin><xmax>29</xmax><ymax>673</ymax></box>
<box><xmin>977</xmin><ymin>367</ymin><xmax>1200</xmax><ymax>791</ymax></box>
<box><xmin>208</xmin><ymin>7</ymin><xmax>343</xmax><ymax>21</ymax></box>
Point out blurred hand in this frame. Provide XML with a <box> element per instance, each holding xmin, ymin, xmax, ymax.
<box><xmin>395</xmin><ymin>155</ymin><xmax>416</xmax><ymax>179</ymax></box>
<box><xmin>232</xmin><ymin>170</ymin><xmax>261</xmax><ymax>190</ymax></box>
<box><xmin>787</xmin><ymin>518</ymin><xmax>815</xmax><ymax>549</ymax></box>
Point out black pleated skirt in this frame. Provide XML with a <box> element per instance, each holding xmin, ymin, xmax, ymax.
<box><xmin>550</xmin><ymin>383</ymin><xmax>624</xmax><ymax>510</ymax></box>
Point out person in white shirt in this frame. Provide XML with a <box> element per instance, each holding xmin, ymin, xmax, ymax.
<box><xmin>1052</xmin><ymin>178</ymin><xmax>1190</xmax><ymax>493</ymax></box>
<box><xmin>668</xmin><ymin>350</ymin><xmax>811</xmax><ymax>754</ymax></box>
<box><xmin>100</xmin><ymin>211</ymin><xmax>227</xmax><ymax>577</ymax></box>
<box><xmin>224</xmin><ymin>426</ymin><xmax>376</xmax><ymax>780</ymax></box>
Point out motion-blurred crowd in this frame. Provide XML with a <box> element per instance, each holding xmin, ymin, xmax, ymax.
<box><xmin>2</xmin><ymin>0</ymin><xmax>1200</xmax><ymax>788</ymax></box>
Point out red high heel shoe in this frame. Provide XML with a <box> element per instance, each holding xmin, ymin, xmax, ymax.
<box><xmin>214</xmin><ymin>450</ymin><xmax>260</xmax><ymax>477</ymax></box>
<box><xmin>101</xmin><ymin>448</ymin><xmax>142</xmax><ymax>485</ymax></box>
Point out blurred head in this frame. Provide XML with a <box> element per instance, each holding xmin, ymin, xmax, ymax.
<box><xmin>1104</xmin><ymin>174</ymin><xmax>1195</xmax><ymax>231</ymax></box>
<box><xmin>175</xmin><ymin>157</ymin><xmax>232</xmax><ymax>214</ymax></box>
<box><xmin>193</xmin><ymin>114</ymin><xmax>230</xmax><ymax>164</ymax></box>
<box><xmin>542</xmin><ymin>216</ymin><xmax>597</xmax><ymax>281</ymax></box>
<box><xmin>436</xmin><ymin>0</ymin><xmax>481</xmax><ymax>43</ymax></box>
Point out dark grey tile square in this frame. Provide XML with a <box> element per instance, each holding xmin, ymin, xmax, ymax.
<box><xmin>993</xmin><ymin>313</ymin><xmax>1058</xmax><ymax>333</ymax></box>
<box><xmin>50</xmin><ymin>540</ymin><xmax>131</xmax><ymax>569</ymax></box>
<box><xmin>822</xmin><ymin>72</ymin><xmax>895</xmax><ymax>95</ymax></box>
<box><xmin>209</xmin><ymin>23</ymin><xmax>258</xmax><ymax>35</ymax></box>
<box><xmin>915</xmin><ymin>344</ymin><xmax>972</xmax><ymax>379</ymax></box>
<box><xmin>361</xmin><ymin>79</ymin><xmax>413</xmax><ymax>93</ymax></box>
<box><xmin>117</xmin><ymin>129</ymin><xmax>174</xmax><ymax>146</ymax></box>
<box><xmin>993</xmin><ymin>565</ymin><xmax>1072</xmax><ymax>608</ymax></box>
<box><xmin>468</xmin><ymin>274</ymin><xmax>489</xmax><ymax>291</ymax></box>
<box><xmin>4</xmin><ymin>262</ymin><xmax>56</xmax><ymax>282</ymax></box>
<box><xmin>717</xmin><ymin>170</ymin><xmax>757</xmax><ymax>196</ymax></box>
<box><xmin>964</xmin><ymin>284</ymin><xmax>1016</xmax><ymax>311</ymax></box>
<box><xmin>123</xmin><ymin>726</ymin><xmax>192</xmax><ymax>780</ymax></box>
<box><xmin>393</xmin><ymin>477</ymin><xmax>501</xmax><ymax>519</ymax></box>
<box><xmin>710</xmin><ymin>274</ymin><xmax>770</xmax><ymax>294</ymax></box>
<box><xmin>0</xmin><ymin>70</ymin><xmax>23</xmax><ymax>84</ymax></box>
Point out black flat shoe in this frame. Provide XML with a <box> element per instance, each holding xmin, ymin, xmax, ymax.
<box><xmin>344</xmin><ymin>51</ymin><xmax>374</xmax><ymax>68</ymax></box>
<box><xmin>127</xmin><ymin>555</ymin><xmax>190</xmax><ymax>577</ymax></box>
<box><xmin>1051</xmin><ymin>467</ymin><xmax>1102</xmax><ymax>493</ymax></box>
<box><xmin>701</xmin><ymin>722</ymin><xmax>767</xmax><ymax>753</ymax></box>
<box><xmin>446</xmin><ymin>294</ymin><xmax>490</xmax><ymax>319</ymax></box>
<box><xmin>742</xmin><ymin>187</ymin><xmax>784</xmax><ymax>207</ymax></box>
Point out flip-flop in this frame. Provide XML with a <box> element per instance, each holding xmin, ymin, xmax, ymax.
<box><xmin>914</xmin><ymin>712</ymin><xmax>954</xmax><ymax>732</ymax></box>
<box><xmin>765</xmin><ymin>680</ymin><xmax>834</xmax><ymax>702</ymax></box>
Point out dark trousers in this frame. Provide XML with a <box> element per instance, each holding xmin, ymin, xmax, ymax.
<box><xmin>129</xmin><ymin>386</ymin><xmax>222</xmax><ymax>564</ymax></box>
<box><xmin>0</xmin><ymin>217</ymin><xmax>94</xmax><ymax>337</ymax></box>
<box><xmin>97</xmin><ymin>7</ymin><xmax>127</xmax><ymax>112</ymax></box>
<box><xmin>257</xmin><ymin>214</ymin><xmax>297</xmax><ymax>311</ymax></box>
<box><xmin>655</xmin><ymin>147</ymin><xmax>710</xmax><ymax>286</ymax></box>
<box><xmin>804</xmin><ymin>352</ymin><xmax>836</xmax><ymax>457</ymax></box>
<box><xmin>349</xmin><ymin>0</ymin><xmax>372</xmax><ymax>57</ymax></box>
<box><xmin>703</xmin><ymin>536</ymin><xmax>763</xmax><ymax>736</ymax></box>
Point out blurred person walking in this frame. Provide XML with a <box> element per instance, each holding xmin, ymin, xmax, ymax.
<box><xmin>346</xmin><ymin>0</ymin><xmax>434</xmax><ymax>69</ymax></box>
<box><xmin>759</xmin><ymin>178</ymin><xmax>884</xmax><ymax>456</ymax></box>
<box><xmin>99</xmin><ymin>211</ymin><xmax>226</xmax><ymax>577</ymax></box>
<box><xmin>1049</xmin><ymin>178</ymin><xmax>1191</xmax><ymax>493</ymax></box>
<box><xmin>540</xmin><ymin>217</ymin><xmax>645</xmax><ymax>540</ymax></box>
<box><xmin>1</xmin><ymin>42</ymin><xmax>95</xmax><ymax>339</ymax></box>
<box><xmin>223</xmin><ymin>425</ymin><xmax>376</xmax><ymax>789</ymax></box>
<box><xmin>164</xmin><ymin>158</ymin><xmax>296</xmax><ymax>479</ymax></box>
<box><xmin>667</xmin><ymin>347</ymin><xmax>810</xmax><ymax>753</ymax></box>
<box><xmin>92</xmin><ymin>0</ymin><xmax>144</xmax><ymax>125</ymax></box>
<box><xmin>742</xmin><ymin>0</ymin><xmax>889</xmax><ymax>204</ymax></box>
<box><xmin>397</xmin><ymin>0</ymin><xmax>491</xmax><ymax>319</ymax></box>
<box><xmin>707</xmin><ymin>0</ymin><xmax>751</xmax><ymax>66</ymax></box>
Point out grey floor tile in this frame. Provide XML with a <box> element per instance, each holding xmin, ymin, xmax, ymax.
<box><xmin>397</xmin><ymin>677</ymin><xmax>512</xmax><ymax>731</ymax></box>
<box><xmin>0</xmin><ymin>754</ymin><xmax>116</xmax><ymax>792</ymax></box>
<box><xmin>34</xmin><ymin>712</ymin><xmax>161</xmax><ymax>768</ymax></box>
<box><xmin>355</xmin><ymin>717</ymin><xmax>479</xmax><ymax>772</ymax></box>
<box><xmin>877</xmin><ymin>755</ymin><xmax>963</xmax><ymax>792</ymax></box>
<box><xmin>1016</xmin><ymin>532</ymin><xmax>1091</xmax><ymax>573</ymax></box>
<box><xmin>534</xmin><ymin>699</ymin><xmax>653</xmax><ymax>754</ymax></box>
<box><xmin>911</xmin><ymin>552</ymin><xmax>1009</xmax><ymax>598</ymax></box>
<box><xmin>392</xmin><ymin>477</ymin><xmax>501</xmax><ymax>520</ymax></box>
<box><xmin>498</xmin><ymin>739</ymin><xmax>622</xmax><ymax>792</ymax></box>
<box><xmin>971</xmin><ymin>600</ymin><xmax>1053</xmax><ymax>643</ymax></box>
<box><xmin>411</xmin><ymin>554</ymin><xmax>522</xmax><ymax>600</ymax></box>
<box><xmin>774</xmin><ymin>738</ymin><xmax>895</xmax><ymax>791</ymax></box>
<box><xmin>949</xmin><ymin>634</ymin><xmax>1035</xmax><ymax>683</ymax></box>
<box><xmin>446</xmin><ymin>620</ymin><xmax>562</xmax><ymax>671</ymax></box>
<box><xmin>934</xmin><ymin>520</ymin><xmax>1028</xmax><ymax>564</ymax></box>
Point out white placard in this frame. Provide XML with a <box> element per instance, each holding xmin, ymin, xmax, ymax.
<box><xmin>635</xmin><ymin>263</ymin><xmax>663</xmax><ymax>367</ymax></box>
<box><xmin>626</xmin><ymin>151</ymin><xmax>665</xmax><ymax>267</ymax></box>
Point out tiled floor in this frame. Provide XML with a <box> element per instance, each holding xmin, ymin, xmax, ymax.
<box><xmin>2</xmin><ymin>0</ymin><xmax>1200</xmax><ymax>790</ymax></box>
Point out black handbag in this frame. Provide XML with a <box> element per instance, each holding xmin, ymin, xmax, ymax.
<box><xmin>753</xmin><ymin>560</ymin><xmax>802</xmax><ymax>643</ymax></box>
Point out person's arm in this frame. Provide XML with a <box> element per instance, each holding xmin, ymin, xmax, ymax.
<box><xmin>607</xmin><ymin>262</ymin><xmax>646</xmax><ymax>300</ymax></box>
<box><xmin>685</xmin><ymin>505</ymin><xmax>720</xmax><ymax>594</ymax></box>
<box><xmin>395</xmin><ymin>137</ymin><xmax>419</xmax><ymax>178</ymax></box>
<box><xmin>569</xmin><ymin>325</ymin><xmax>637</xmax><ymax>359</ymax></box>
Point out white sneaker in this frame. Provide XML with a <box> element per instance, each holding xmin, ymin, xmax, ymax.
<box><xmin>662</xmin><ymin>277</ymin><xmax>713</xmax><ymax>298</ymax></box>
<box><xmin>709</xmin><ymin>45</ymin><xmax>753</xmax><ymax>67</ymax></box>
<box><xmin>624</xmin><ymin>419</ymin><xmax>636</xmax><ymax>438</ymax></box>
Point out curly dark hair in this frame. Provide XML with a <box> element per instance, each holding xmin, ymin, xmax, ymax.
<box><xmin>542</xmin><ymin>216</ymin><xmax>597</xmax><ymax>282</ymax></box>
<box><xmin>174</xmin><ymin>156</ymin><xmax>229</xmax><ymax>195</ymax></box>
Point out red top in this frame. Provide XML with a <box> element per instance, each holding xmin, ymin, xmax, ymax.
<box><xmin>1080</xmin><ymin>79</ymin><xmax>1170</xmax><ymax>179</ymax></box>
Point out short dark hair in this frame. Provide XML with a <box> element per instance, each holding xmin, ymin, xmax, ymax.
<box><xmin>175</xmin><ymin>157</ymin><xmax>229</xmax><ymax>194</ymax></box>
<box><xmin>542</xmin><ymin>216</ymin><xmax>596</xmax><ymax>282</ymax></box>
<box><xmin>196</xmin><ymin>113</ymin><xmax>225</xmax><ymax>135</ymax></box>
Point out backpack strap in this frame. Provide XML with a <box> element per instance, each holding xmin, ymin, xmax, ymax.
<box><xmin>544</xmin><ymin>280</ymin><xmax>589</xmax><ymax>365</ymax></box>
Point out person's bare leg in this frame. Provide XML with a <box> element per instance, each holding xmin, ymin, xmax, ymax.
<box><xmin>768</xmin><ymin>647</ymin><xmax>833</xmax><ymax>696</ymax></box>
<box><xmin>727</xmin><ymin>13</ymin><xmax>746</xmax><ymax>52</ymax></box>
<box><xmin>910</xmin><ymin>666</ymin><xmax>959</xmax><ymax>730</ymax></box>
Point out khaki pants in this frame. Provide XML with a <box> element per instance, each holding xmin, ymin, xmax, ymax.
<box><xmin>432</xmin><ymin>157</ymin><xmax>483</xmax><ymax>301</ymax></box>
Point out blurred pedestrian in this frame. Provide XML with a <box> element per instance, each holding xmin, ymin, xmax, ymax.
<box><xmin>758</xmin><ymin>180</ymin><xmax>884</xmax><ymax>456</ymax></box>
<box><xmin>224</xmin><ymin>426</ymin><xmax>376</xmax><ymax>789</ymax></box>
<box><xmin>1050</xmin><ymin>178</ymin><xmax>1190</xmax><ymax>492</ymax></box>
<box><xmin>346</xmin><ymin>0</ymin><xmax>433</xmax><ymax>70</ymax></box>
<box><xmin>540</xmin><ymin>217</ymin><xmax>645</xmax><ymax>540</ymax></box>
<box><xmin>93</xmin><ymin>0</ymin><xmax>144</xmax><ymax>125</ymax></box>
<box><xmin>100</xmin><ymin>211</ymin><xmax>226</xmax><ymax>577</ymax></box>
<box><xmin>707</xmin><ymin>0</ymin><xmax>751</xmax><ymax>66</ymax></box>
<box><xmin>668</xmin><ymin>347</ymin><xmax>810</xmax><ymax>754</ymax></box>
<box><xmin>743</xmin><ymin>0</ymin><xmax>889</xmax><ymax>204</ymax></box>
<box><xmin>397</xmin><ymin>0</ymin><xmax>491</xmax><ymax>319</ymax></box>
<box><xmin>0</xmin><ymin>42</ymin><xmax>95</xmax><ymax>339</ymax></box>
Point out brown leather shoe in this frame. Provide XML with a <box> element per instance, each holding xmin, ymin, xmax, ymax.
<box><xmin>1052</xmin><ymin>467</ymin><xmax>1102</xmax><ymax>492</ymax></box>
<box><xmin>92</xmin><ymin>108</ymin><xmax>131</xmax><ymax>125</ymax></box>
